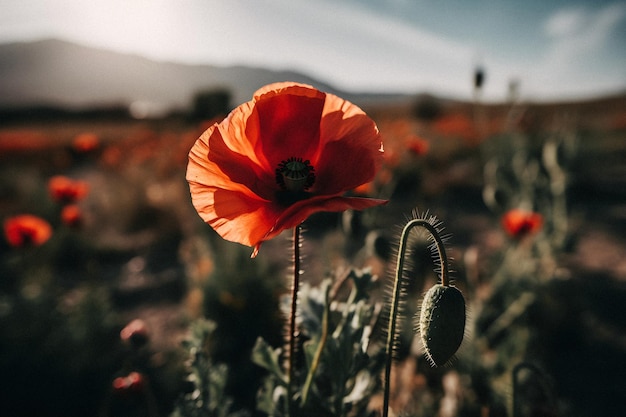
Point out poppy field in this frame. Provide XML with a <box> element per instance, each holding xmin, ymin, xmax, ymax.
<box><xmin>1</xmin><ymin>86</ymin><xmax>626</xmax><ymax>417</ymax></box>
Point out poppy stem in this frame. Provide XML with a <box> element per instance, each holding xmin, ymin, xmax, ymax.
<box><xmin>288</xmin><ymin>225</ymin><xmax>302</xmax><ymax>416</ymax></box>
<box><xmin>382</xmin><ymin>218</ymin><xmax>449</xmax><ymax>417</ymax></box>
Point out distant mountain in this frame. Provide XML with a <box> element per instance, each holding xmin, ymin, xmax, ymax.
<box><xmin>0</xmin><ymin>39</ymin><xmax>412</xmax><ymax>114</ymax></box>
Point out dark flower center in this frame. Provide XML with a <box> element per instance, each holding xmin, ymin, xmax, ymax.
<box><xmin>16</xmin><ymin>227</ymin><xmax>37</xmax><ymax>246</ymax></box>
<box><xmin>275</xmin><ymin>157</ymin><xmax>315</xmax><ymax>206</ymax></box>
<box><xmin>276</xmin><ymin>157</ymin><xmax>315</xmax><ymax>192</ymax></box>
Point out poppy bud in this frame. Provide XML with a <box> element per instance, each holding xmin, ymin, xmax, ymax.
<box><xmin>419</xmin><ymin>284</ymin><xmax>466</xmax><ymax>367</ymax></box>
<box><xmin>120</xmin><ymin>319</ymin><xmax>149</xmax><ymax>348</ymax></box>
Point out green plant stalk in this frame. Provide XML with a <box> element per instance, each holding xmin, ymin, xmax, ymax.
<box><xmin>332</xmin><ymin>276</ymin><xmax>358</xmax><ymax>340</ymax></box>
<box><xmin>301</xmin><ymin>282</ymin><xmax>331</xmax><ymax>406</ymax></box>
<box><xmin>382</xmin><ymin>218</ymin><xmax>449</xmax><ymax>417</ymax></box>
<box><xmin>287</xmin><ymin>225</ymin><xmax>302</xmax><ymax>417</ymax></box>
<box><xmin>543</xmin><ymin>138</ymin><xmax>568</xmax><ymax>250</ymax></box>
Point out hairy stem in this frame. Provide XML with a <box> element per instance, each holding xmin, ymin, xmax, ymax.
<box><xmin>382</xmin><ymin>218</ymin><xmax>449</xmax><ymax>417</ymax></box>
<box><xmin>287</xmin><ymin>225</ymin><xmax>302</xmax><ymax>416</ymax></box>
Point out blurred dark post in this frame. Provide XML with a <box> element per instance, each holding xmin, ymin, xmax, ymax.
<box><xmin>190</xmin><ymin>88</ymin><xmax>232</xmax><ymax>121</ymax></box>
<box><xmin>472</xmin><ymin>65</ymin><xmax>487</xmax><ymax>141</ymax></box>
<box><xmin>473</xmin><ymin>65</ymin><xmax>486</xmax><ymax>102</ymax></box>
<box><xmin>474</xmin><ymin>67</ymin><xmax>485</xmax><ymax>90</ymax></box>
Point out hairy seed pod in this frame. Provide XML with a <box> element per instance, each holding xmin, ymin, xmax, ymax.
<box><xmin>419</xmin><ymin>284</ymin><xmax>466</xmax><ymax>366</ymax></box>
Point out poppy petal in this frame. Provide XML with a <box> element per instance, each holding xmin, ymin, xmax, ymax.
<box><xmin>191</xmin><ymin>186</ymin><xmax>278</xmax><ymax>249</ymax></box>
<box><xmin>209</xmin><ymin>123</ymin><xmax>276</xmax><ymax>200</ymax></box>
<box><xmin>253</xmin><ymin>91</ymin><xmax>326</xmax><ymax>169</ymax></box>
<box><xmin>219</xmin><ymin>101</ymin><xmax>272</xmax><ymax>172</ymax></box>
<box><xmin>253</xmin><ymin>82</ymin><xmax>325</xmax><ymax>102</ymax></box>
<box><xmin>187</xmin><ymin>125</ymin><xmax>273</xmax><ymax>199</ymax></box>
<box><xmin>265</xmin><ymin>196</ymin><xmax>388</xmax><ymax>242</ymax></box>
<box><xmin>313</xmin><ymin>97</ymin><xmax>383</xmax><ymax>194</ymax></box>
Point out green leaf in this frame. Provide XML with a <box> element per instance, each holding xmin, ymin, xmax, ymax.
<box><xmin>256</xmin><ymin>377</ymin><xmax>285</xmax><ymax>415</ymax></box>
<box><xmin>251</xmin><ymin>337</ymin><xmax>287</xmax><ymax>386</ymax></box>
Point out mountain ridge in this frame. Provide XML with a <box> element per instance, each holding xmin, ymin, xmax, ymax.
<box><xmin>0</xmin><ymin>38</ymin><xmax>414</xmax><ymax>113</ymax></box>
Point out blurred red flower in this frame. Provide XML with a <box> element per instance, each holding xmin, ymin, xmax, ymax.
<box><xmin>72</xmin><ymin>132</ymin><xmax>100</xmax><ymax>153</ymax></box>
<box><xmin>60</xmin><ymin>204</ymin><xmax>83</xmax><ymax>228</ymax></box>
<box><xmin>382</xmin><ymin>146</ymin><xmax>400</xmax><ymax>168</ymax></box>
<box><xmin>432</xmin><ymin>113</ymin><xmax>479</xmax><ymax>143</ymax></box>
<box><xmin>501</xmin><ymin>209</ymin><xmax>543</xmax><ymax>238</ymax></box>
<box><xmin>112</xmin><ymin>371</ymin><xmax>144</xmax><ymax>394</ymax></box>
<box><xmin>48</xmin><ymin>176</ymin><xmax>89</xmax><ymax>203</ymax></box>
<box><xmin>406</xmin><ymin>135</ymin><xmax>430</xmax><ymax>156</ymax></box>
<box><xmin>187</xmin><ymin>82</ymin><xmax>386</xmax><ymax>256</ymax></box>
<box><xmin>120</xmin><ymin>319</ymin><xmax>149</xmax><ymax>347</ymax></box>
<box><xmin>3</xmin><ymin>214</ymin><xmax>53</xmax><ymax>247</ymax></box>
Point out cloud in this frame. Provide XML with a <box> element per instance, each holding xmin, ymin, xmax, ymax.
<box><xmin>521</xmin><ymin>2</ymin><xmax>626</xmax><ymax>99</ymax></box>
<box><xmin>543</xmin><ymin>2</ymin><xmax>626</xmax><ymax>48</ymax></box>
<box><xmin>544</xmin><ymin>7</ymin><xmax>587</xmax><ymax>38</ymax></box>
<box><xmin>182</xmin><ymin>0</ymin><xmax>479</xmax><ymax>95</ymax></box>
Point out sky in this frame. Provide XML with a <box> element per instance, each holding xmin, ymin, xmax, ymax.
<box><xmin>1</xmin><ymin>0</ymin><xmax>625</xmax><ymax>102</ymax></box>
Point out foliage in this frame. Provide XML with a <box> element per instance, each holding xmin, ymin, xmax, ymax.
<box><xmin>172</xmin><ymin>319</ymin><xmax>247</xmax><ymax>417</ymax></box>
<box><xmin>252</xmin><ymin>269</ymin><xmax>386</xmax><ymax>417</ymax></box>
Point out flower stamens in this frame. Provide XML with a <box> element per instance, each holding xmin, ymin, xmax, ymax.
<box><xmin>276</xmin><ymin>157</ymin><xmax>315</xmax><ymax>192</ymax></box>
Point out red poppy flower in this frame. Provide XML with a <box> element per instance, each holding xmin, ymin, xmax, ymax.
<box><xmin>406</xmin><ymin>135</ymin><xmax>430</xmax><ymax>156</ymax></box>
<box><xmin>72</xmin><ymin>132</ymin><xmax>100</xmax><ymax>153</ymax></box>
<box><xmin>187</xmin><ymin>82</ymin><xmax>386</xmax><ymax>256</ymax></box>
<box><xmin>112</xmin><ymin>371</ymin><xmax>144</xmax><ymax>394</ymax></box>
<box><xmin>3</xmin><ymin>214</ymin><xmax>53</xmax><ymax>247</ymax></box>
<box><xmin>501</xmin><ymin>209</ymin><xmax>543</xmax><ymax>238</ymax></box>
<box><xmin>61</xmin><ymin>204</ymin><xmax>83</xmax><ymax>228</ymax></box>
<box><xmin>48</xmin><ymin>176</ymin><xmax>89</xmax><ymax>203</ymax></box>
